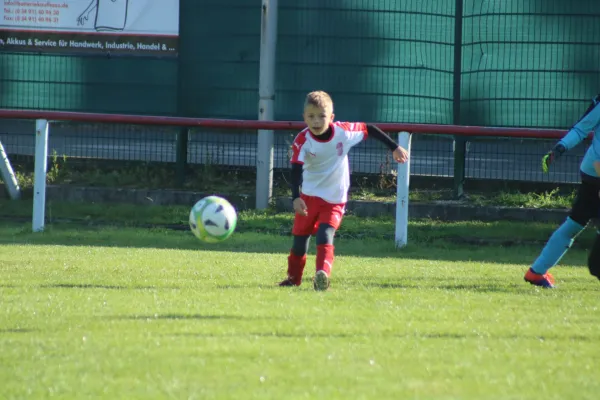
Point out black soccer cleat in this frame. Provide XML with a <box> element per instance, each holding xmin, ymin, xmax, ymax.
<box><xmin>278</xmin><ymin>277</ymin><xmax>300</xmax><ymax>287</ymax></box>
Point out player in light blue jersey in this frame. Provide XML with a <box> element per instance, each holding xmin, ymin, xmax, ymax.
<box><xmin>525</xmin><ymin>94</ymin><xmax>600</xmax><ymax>288</ymax></box>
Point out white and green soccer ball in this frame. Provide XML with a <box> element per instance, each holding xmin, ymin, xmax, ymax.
<box><xmin>189</xmin><ymin>196</ymin><xmax>237</xmax><ymax>243</ymax></box>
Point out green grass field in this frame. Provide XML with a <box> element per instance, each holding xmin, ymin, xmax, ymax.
<box><xmin>1</xmin><ymin>209</ymin><xmax>599</xmax><ymax>399</ymax></box>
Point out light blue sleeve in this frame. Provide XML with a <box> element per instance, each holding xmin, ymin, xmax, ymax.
<box><xmin>559</xmin><ymin>104</ymin><xmax>600</xmax><ymax>150</ymax></box>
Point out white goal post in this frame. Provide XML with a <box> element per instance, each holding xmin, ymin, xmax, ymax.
<box><xmin>395</xmin><ymin>131</ymin><xmax>412</xmax><ymax>248</ymax></box>
<box><xmin>29</xmin><ymin>122</ymin><xmax>414</xmax><ymax>242</ymax></box>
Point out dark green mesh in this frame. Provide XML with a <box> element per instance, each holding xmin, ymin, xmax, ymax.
<box><xmin>2</xmin><ymin>0</ymin><xmax>599</xmax><ymax>127</ymax></box>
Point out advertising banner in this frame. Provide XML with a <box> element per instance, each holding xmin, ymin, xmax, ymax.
<box><xmin>0</xmin><ymin>0</ymin><xmax>179</xmax><ymax>56</ymax></box>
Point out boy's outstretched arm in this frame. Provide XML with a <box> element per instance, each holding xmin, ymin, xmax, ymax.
<box><xmin>366</xmin><ymin>124</ymin><xmax>409</xmax><ymax>163</ymax></box>
<box><xmin>543</xmin><ymin>96</ymin><xmax>600</xmax><ymax>172</ymax></box>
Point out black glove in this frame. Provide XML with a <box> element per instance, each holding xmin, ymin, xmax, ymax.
<box><xmin>542</xmin><ymin>144</ymin><xmax>566</xmax><ymax>173</ymax></box>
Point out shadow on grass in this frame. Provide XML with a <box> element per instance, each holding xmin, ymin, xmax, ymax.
<box><xmin>169</xmin><ymin>331</ymin><xmax>599</xmax><ymax>342</ymax></box>
<box><xmin>0</xmin><ymin>221</ymin><xmax>591</xmax><ymax>266</ymax></box>
<box><xmin>216</xmin><ymin>284</ymin><xmax>280</xmax><ymax>290</ymax></box>
<box><xmin>31</xmin><ymin>283</ymin><xmax>280</xmax><ymax>291</ymax></box>
<box><xmin>0</xmin><ymin>328</ymin><xmax>38</xmax><ymax>334</ymax></box>
<box><xmin>106</xmin><ymin>314</ymin><xmax>267</xmax><ymax>321</ymax></box>
<box><xmin>39</xmin><ymin>283</ymin><xmax>180</xmax><ymax>290</ymax></box>
<box><xmin>352</xmin><ymin>279</ymin><xmax>597</xmax><ymax>292</ymax></box>
<box><xmin>367</xmin><ymin>282</ymin><xmax>539</xmax><ymax>294</ymax></box>
<box><xmin>217</xmin><ymin>281</ymin><xmax>593</xmax><ymax>293</ymax></box>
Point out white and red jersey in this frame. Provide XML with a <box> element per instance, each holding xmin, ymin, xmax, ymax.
<box><xmin>290</xmin><ymin>121</ymin><xmax>368</xmax><ymax>204</ymax></box>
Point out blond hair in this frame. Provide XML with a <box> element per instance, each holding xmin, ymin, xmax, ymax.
<box><xmin>304</xmin><ymin>91</ymin><xmax>333</xmax><ymax>112</ymax></box>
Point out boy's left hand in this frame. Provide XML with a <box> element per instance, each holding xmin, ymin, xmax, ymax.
<box><xmin>393</xmin><ymin>146</ymin><xmax>409</xmax><ymax>163</ymax></box>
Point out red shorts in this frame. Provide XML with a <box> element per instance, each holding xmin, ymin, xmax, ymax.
<box><xmin>292</xmin><ymin>194</ymin><xmax>345</xmax><ymax>236</ymax></box>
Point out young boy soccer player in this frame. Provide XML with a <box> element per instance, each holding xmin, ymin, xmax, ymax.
<box><xmin>525</xmin><ymin>94</ymin><xmax>600</xmax><ymax>288</ymax></box>
<box><xmin>279</xmin><ymin>91</ymin><xmax>409</xmax><ymax>291</ymax></box>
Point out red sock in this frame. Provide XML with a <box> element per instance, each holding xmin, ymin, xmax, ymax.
<box><xmin>316</xmin><ymin>244</ymin><xmax>334</xmax><ymax>275</ymax></box>
<box><xmin>287</xmin><ymin>252</ymin><xmax>306</xmax><ymax>285</ymax></box>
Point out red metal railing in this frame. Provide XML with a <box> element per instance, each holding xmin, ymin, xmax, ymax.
<box><xmin>0</xmin><ymin>109</ymin><xmax>567</xmax><ymax>139</ymax></box>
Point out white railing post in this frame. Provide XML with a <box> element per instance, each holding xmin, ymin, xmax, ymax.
<box><xmin>33</xmin><ymin>119</ymin><xmax>49</xmax><ymax>232</ymax></box>
<box><xmin>256</xmin><ymin>0</ymin><xmax>278</xmax><ymax>209</ymax></box>
<box><xmin>395</xmin><ymin>132</ymin><xmax>412</xmax><ymax>248</ymax></box>
<box><xmin>0</xmin><ymin>140</ymin><xmax>20</xmax><ymax>199</ymax></box>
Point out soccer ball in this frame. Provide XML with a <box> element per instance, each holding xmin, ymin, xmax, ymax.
<box><xmin>189</xmin><ymin>196</ymin><xmax>237</xmax><ymax>243</ymax></box>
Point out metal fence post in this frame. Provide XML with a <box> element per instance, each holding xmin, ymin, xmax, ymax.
<box><xmin>453</xmin><ymin>0</ymin><xmax>466</xmax><ymax>199</ymax></box>
<box><xmin>175</xmin><ymin>3</ymin><xmax>188</xmax><ymax>188</ymax></box>
<box><xmin>256</xmin><ymin>0</ymin><xmax>278</xmax><ymax>209</ymax></box>
<box><xmin>175</xmin><ymin>128</ymin><xmax>188</xmax><ymax>186</ymax></box>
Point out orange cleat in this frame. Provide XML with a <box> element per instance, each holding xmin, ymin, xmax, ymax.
<box><xmin>524</xmin><ymin>268</ymin><xmax>555</xmax><ymax>288</ymax></box>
